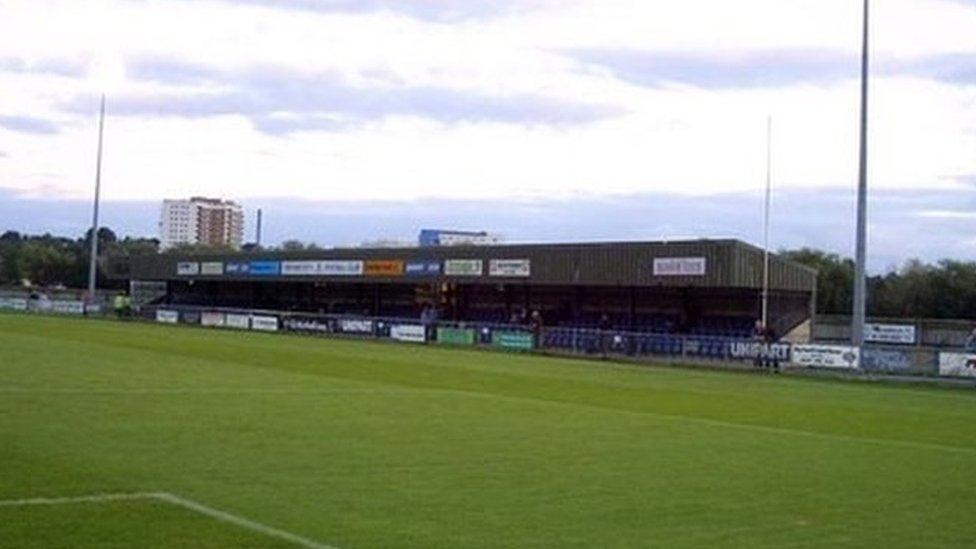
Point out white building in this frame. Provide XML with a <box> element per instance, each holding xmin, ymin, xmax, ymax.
<box><xmin>159</xmin><ymin>197</ymin><xmax>244</xmax><ymax>250</ymax></box>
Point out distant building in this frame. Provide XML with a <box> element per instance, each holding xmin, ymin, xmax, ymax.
<box><xmin>419</xmin><ymin>229</ymin><xmax>502</xmax><ymax>247</ymax></box>
<box><xmin>359</xmin><ymin>238</ymin><xmax>416</xmax><ymax>249</ymax></box>
<box><xmin>159</xmin><ymin>197</ymin><xmax>244</xmax><ymax>251</ymax></box>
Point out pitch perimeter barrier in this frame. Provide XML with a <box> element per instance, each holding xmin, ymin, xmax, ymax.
<box><xmin>8</xmin><ymin>301</ymin><xmax>974</xmax><ymax>380</ymax></box>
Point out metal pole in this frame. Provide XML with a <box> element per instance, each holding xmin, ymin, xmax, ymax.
<box><xmin>762</xmin><ymin>116</ymin><xmax>772</xmax><ymax>329</ymax></box>
<box><xmin>256</xmin><ymin>208</ymin><xmax>263</xmax><ymax>248</ymax></box>
<box><xmin>87</xmin><ymin>94</ymin><xmax>106</xmax><ymax>305</ymax></box>
<box><xmin>852</xmin><ymin>0</ymin><xmax>870</xmax><ymax>346</ymax></box>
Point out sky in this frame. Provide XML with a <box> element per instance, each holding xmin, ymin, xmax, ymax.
<box><xmin>1</xmin><ymin>0</ymin><xmax>975</xmax><ymax>269</ymax></box>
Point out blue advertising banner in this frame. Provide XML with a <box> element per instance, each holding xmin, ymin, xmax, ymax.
<box><xmin>226</xmin><ymin>262</ymin><xmax>250</xmax><ymax>275</ymax></box>
<box><xmin>405</xmin><ymin>261</ymin><xmax>441</xmax><ymax>276</ymax></box>
<box><xmin>249</xmin><ymin>261</ymin><xmax>280</xmax><ymax>276</ymax></box>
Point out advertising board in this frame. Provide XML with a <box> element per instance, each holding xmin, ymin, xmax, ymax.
<box><xmin>729</xmin><ymin>341</ymin><xmax>791</xmax><ymax>362</ymax></box>
<box><xmin>864</xmin><ymin>323</ymin><xmax>916</xmax><ymax>345</ymax></box>
<box><xmin>249</xmin><ymin>261</ymin><xmax>280</xmax><ymax>276</ymax></box>
<box><xmin>792</xmin><ymin>345</ymin><xmax>860</xmax><ymax>369</ymax></box>
<box><xmin>437</xmin><ymin>327</ymin><xmax>476</xmax><ymax>345</ymax></box>
<box><xmin>444</xmin><ymin>260</ymin><xmax>483</xmax><ymax>276</ymax></box>
<box><xmin>282</xmin><ymin>316</ymin><xmax>332</xmax><ymax>334</ymax></box>
<box><xmin>364</xmin><ymin>260</ymin><xmax>404</xmax><ymax>277</ymax></box>
<box><xmin>280</xmin><ymin>260</ymin><xmax>364</xmax><ymax>276</ymax></box>
<box><xmin>938</xmin><ymin>353</ymin><xmax>976</xmax><ymax>378</ymax></box>
<box><xmin>404</xmin><ymin>261</ymin><xmax>441</xmax><ymax>276</ymax></box>
<box><xmin>225</xmin><ymin>314</ymin><xmax>250</xmax><ymax>329</ymax></box>
<box><xmin>226</xmin><ymin>262</ymin><xmax>250</xmax><ymax>275</ymax></box>
<box><xmin>200</xmin><ymin>311</ymin><xmax>226</xmax><ymax>327</ymax></box>
<box><xmin>339</xmin><ymin>319</ymin><xmax>373</xmax><ymax>334</ymax></box>
<box><xmin>251</xmin><ymin>315</ymin><xmax>279</xmax><ymax>332</ymax></box>
<box><xmin>156</xmin><ymin>309</ymin><xmax>179</xmax><ymax>324</ymax></box>
<box><xmin>391</xmin><ymin>324</ymin><xmax>426</xmax><ymax>343</ymax></box>
<box><xmin>0</xmin><ymin>297</ymin><xmax>28</xmax><ymax>311</ymax></box>
<box><xmin>492</xmin><ymin>331</ymin><xmax>535</xmax><ymax>350</ymax></box>
<box><xmin>860</xmin><ymin>348</ymin><xmax>913</xmax><ymax>372</ymax></box>
<box><xmin>489</xmin><ymin>259</ymin><xmax>531</xmax><ymax>277</ymax></box>
<box><xmin>652</xmin><ymin>257</ymin><xmax>707</xmax><ymax>277</ymax></box>
<box><xmin>200</xmin><ymin>262</ymin><xmax>224</xmax><ymax>276</ymax></box>
<box><xmin>177</xmin><ymin>262</ymin><xmax>200</xmax><ymax>276</ymax></box>
<box><xmin>51</xmin><ymin>300</ymin><xmax>85</xmax><ymax>315</ymax></box>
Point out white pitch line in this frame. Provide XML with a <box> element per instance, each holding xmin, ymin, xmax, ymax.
<box><xmin>0</xmin><ymin>491</ymin><xmax>336</xmax><ymax>549</ymax></box>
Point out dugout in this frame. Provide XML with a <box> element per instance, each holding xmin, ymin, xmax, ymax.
<box><xmin>109</xmin><ymin>239</ymin><xmax>817</xmax><ymax>338</ymax></box>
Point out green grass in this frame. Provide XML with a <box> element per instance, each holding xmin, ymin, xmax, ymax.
<box><xmin>1</xmin><ymin>313</ymin><xmax>975</xmax><ymax>548</ymax></box>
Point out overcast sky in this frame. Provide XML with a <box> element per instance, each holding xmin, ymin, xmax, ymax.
<box><xmin>1</xmin><ymin>0</ymin><xmax>975</xmax><ymax>267</ymax></box>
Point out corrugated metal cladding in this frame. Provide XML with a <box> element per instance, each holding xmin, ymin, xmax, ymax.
<box><xmin>116</xmin><ymin>239</ymin><xmax>816</xmax><ymax>292</ymax></box>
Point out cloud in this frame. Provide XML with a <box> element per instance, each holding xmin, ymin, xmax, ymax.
<box><xmin>0</xmin><ymin>115</ymin><xmax>60</xmax><ymax>135</ymax></box>
<box><xmin>170</xmin><ymin>0</ymin><xmax>556</xmax><ymax>21</ymax></box>
<box><xmin>75</xmin><ymin>60</ymin><xmax>624</xmax><ymax>134</ymax></box>
<box><xmin>0</xmin><ymin>56</ymin><xmax>86</xmax><ymax>78</ymax></box>
<box><xmin>902</xmin><ymin>54</ymin><xmax>976</xmax><ymax>85</ymax></box>
<box><xmin>568</xmin><ymin>49</ymin><xmax>857</xmax><ymax>89</ymax></box>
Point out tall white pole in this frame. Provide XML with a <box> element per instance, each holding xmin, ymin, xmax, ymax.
<box><xmin>762</xmin><ymin>116</ymin><xmax>772</xmax><ymax>329</ymax></box>
<box><xmin>87</xmin><ymin>94</ymin><xmax>106</xmax><ymax>304</ymax></box>
<box><xmin>852</xmin><ymin>0</ymin><xmax>870</xmax><ymax>346</ymax></box>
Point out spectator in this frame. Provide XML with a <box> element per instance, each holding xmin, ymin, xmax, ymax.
<box><xmin>529</xmin><ymin>310</ymin><xmax>543</xmax><ymax>349</ymax></box>
<box><xmin>965</xmin><ymin>329</ymin><xmax>976</xmax><ymax>353</ymax></box>
<box><xmin>599</xmin><ymin>314</ymin><xmax>611</xmax><ymax>358</ymax></box>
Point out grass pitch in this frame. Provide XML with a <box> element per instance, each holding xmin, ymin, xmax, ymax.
<box><xmin>1</xmin><ymin>313</ymin><xmax>975</xmax><ymax>548</ymax></box>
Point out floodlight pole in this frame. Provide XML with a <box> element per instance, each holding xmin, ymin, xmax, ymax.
<box><xmin>87</xmin><ymin>94</ymin><xmax>106</xmax><ymax>305</ymax></box>
<box><xmin>761</xmin><ymin>116</ymin><xmax>772</xmax><ymax>329</ymax></box>
<box><xmin>852</xmin><ymin>0</ymin><xmax>869</xmax><ymax>346</ymax></box>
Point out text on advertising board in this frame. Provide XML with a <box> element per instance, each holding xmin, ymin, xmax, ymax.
<box><xmin>226</xmin><ymin>262</ymin><xmax>250</xmax><ymax>275</ymax></box>
<box><xmin>251</xmin><ymin>316</ymin><xmax>279</xmax><ymax>332</ymax></box>
<box><xmin>155</xmin><ymin>310</ymin><xmax>179</xmax><ymax>324</ymax></box>
<box><xmin>864</xmin><ymin>323</ymin><xmax>916</xmax><ymax>345</ymax></box>
<box><xmin>280</xmin><ymin>260</ymin><xmax>364</xmax><ymax>276</ymax></box>
<box><xmin>938</xmin><ymin>353</ymin><xmax>976</xmax><ymax>378</ymax></box>
<box><xmin>249</xmin><ymin>261</ymin><xmax>280</xmax><ymax>276</ymax></box>
<box><xmin>177</xmin><ymin>262</ymin><xmax>199</xmax><ymax>276</ymax></box>
<box><xmin>225</xmin><ymin>314</ymin><xmax>250</xmax><ymax>329</ymax></box>
<box><xmin>391</xmin><ymin>324</ymin><xmax>426</xmax><ymax>343</ymax></box>
<box><xmin>791</xmin><ymin>345</ymin><xmax>860</xmax><ymax>369</ymax></box>
<box><xmin>652</xmin><ymin>257</ymin><xmax>706</xmax><ymax>277</ymax></box>
<box><xmin>729</xmin><ymin>341</ymin><xmax>791</xmax><ymax>361</ymax></box>
<box><xmin>489</xmin><ymin>259</ymin><xmax>531</xmax><ymax>277</ymax></box>
<box><xmin>444</xmin><ymin>259</ymin><xmax>483</xmax><ymax>276</ymax></box>
<box><xmin>364</xmin><ymin>260</ymin><xmax>404</xmax><ymax>277</ymax></box>
<box><xmin>200</xmin><ymin>262</ymin><xmax>224</xmax><ymax>276</ymax></box>
<box><xmin>405</xmin><ymin>261</ymin><xmax>441</xmax><ymax>276</ymax></box>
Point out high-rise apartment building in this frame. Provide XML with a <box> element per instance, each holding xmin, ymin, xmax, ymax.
<box><xmin>159</xmin><ymin>197</ymin><xmax>244</xmax><ymax>250</ymax></box>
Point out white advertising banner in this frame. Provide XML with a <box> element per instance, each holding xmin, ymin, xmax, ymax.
<box><xmin>281</xmin><ymin>260</ymin><xmax>364</xmax><ymax>276</ymax></box>
<box><xmin>489</xmin><ymin>259</ymin><xmax>531</xmax><ymax>277</ymax></box>
<box><xmin>391</xmin><ymin>324</ymin><xmax>426</xmax><ymax>343</ymax></box>
<box><xmin>200</xmin><ymin>311</ymin><xmax>226</xmax><ymax>327</ymax></box>
<box><xmin>200</xmin><ymin>262</ymin><xmax>224</xmax><ymax>276</ymax></box>
<box><xmin>51</xmin><ymin>300</ymin><xmax>85</xmax><ymax>315</ymax></box>
<box><xmin>445</xmin><ymin>259</ymin><xmax>483</xmax><ymax>276</ymax></box>
<box><xmin>938</xmin><ymin>353</ymin><xmax>976</xmax><ymax>378</ymax></box>
<box><xmin>653</xmin><ymin>257</ymin><xmax>707</xmax><ymax>276</ymax></box>
<box><xmin>225</xmin><ymin>314</ymin><xmax>250</xmax><ymax>329</ymax></box>
<box><xmin>864</xmin><ymin>323</ymin><xmax>916</xmax><ymax>345</ymax></box>
<box><xmin>792</xmin><ymin>344</ymin><xmax>860</xmax><ymax>369</ymax></box>
<box><xmin>156</xmin><ymin>310</ymin><xmax>179</xmax><ymax>324</ymax></box>
<box><xmin>251</xmin><ymin>315</ymin><xmax>279</xmax><ymax>332</ymax></box>
<box><xmin>177</xmin><ymin>262</ymin><xmax>200</xmax><ymax>276</ymax></box>
<box><xmin>0</xmin><ymin>297</ymin><xmax>28</xmax><ymax>311</ymax></box>
<box><xmin>339</xmin><ymin>319</ymin><xmax>373</xmax><ymax>334</ymax></box>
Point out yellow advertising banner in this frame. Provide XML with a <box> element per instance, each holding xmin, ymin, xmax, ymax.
<box><xmin>364</xmin><ymin>260</ymin><xmax>404</xmax><ymax>276</ymax></box>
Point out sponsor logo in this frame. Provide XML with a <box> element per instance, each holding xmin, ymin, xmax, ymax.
<box><xmin>225</xmin><ymin>314</ymin><xmax>250</xmax><ymax>329</ymax></box>
<box><xmin>200</xmin><ymin>312</ymin><xmax>225</xmax><ymax>327</ymax></box>
<box><xmin>404</xmin><ymin>261</ymin><xmax>441</xmax><ymax>276</ymax></box>
<box><xmin>364</xmin><ymin>260</ymin><xmax>404</xmax><ymax>277</ymax></box>
<box><xmin>339</xmin><ymin>319</ymin><xmax>373</xmax><ymax>334</ymax></box>
<box><xmin>226</xmin><ymin>262</ymin><xmax>250</xmax><ymax>275</ymax></box>
<box><xmin>283</xmin><ymin>318</ymin><xmax>332</xmax><ymax>333</ymax></box>
<box><xmin>51</xmin><ymin>301</ymin><xmax>85</xmax><ymax>315</ymax></box>
<box><xmin>391</xmin><ymin>324</ymin><xmax>426</xmax><ymax>343</ymax></box>
<box><xmin>177</xmin><ymin>262</ymin><xmax>200</xmax><ymax>276</ymax></box>
<box><xmin>652</xmin><ymin>257</ymin><xmax>707</xmax><ymax>277</ymax></box>
<box><xmin>489</xmin><ymin>259</ymin><xmax>531</xmax><ymax>277</ymax></box>
<box><xmin>729</xmin><ymin>341</ymin><xmax>791</xmax><ymax>361</ymax></box>
<box><xmin>251</xmin><ymin>315</ymin><xmax>279</xmax><ymax>332</ymax></box>
<box><xmin>249</xmin><ymin>261</ymin><xmax>280</xmax><ymax>276</ymax></box>
<box><xmin>444</xmin><ymin>259</ymin><xmax>483</xmax><ymax>276</ymax></box>
<box><xmin>200</xmin><ymin>262</ymin><xmax>224</xmax><ymax>276</ymax></box>
<box><xmin>792</xmin><ymin>345</ymin><xmax>860</xmax><ymax>369</ymax></box>
<box><xmin>280</xmin><ymin>260</ymin><xmax>364</xmax><ymax>276</ymax></box>
<box><xmin>156</xmin><ymin>310</ymin><xmax>179</xmax><ymax>324</ymax></box>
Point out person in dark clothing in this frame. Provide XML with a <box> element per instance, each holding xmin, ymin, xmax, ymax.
<box><xmin>529</xmin><ymin>310</ymin><xmax>543</xmax><ymax>349</ymax></box>
<box><xmin>598</xmin><ymin>314</ymin><xmax>611</xmax><ymax>358</ymax></box>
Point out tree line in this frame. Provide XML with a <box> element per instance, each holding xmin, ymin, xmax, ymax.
<box><xmin>2</xmin><ymin>228</ymin><xmax>975</xmax><ymax>320</ymax></box>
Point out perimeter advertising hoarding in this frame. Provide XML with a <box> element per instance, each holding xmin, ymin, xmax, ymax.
<box><xmin>225</xmin><ymin>314</ymin><xmax>250</xmax><ymax>329</ymax></box>
<box><xmin>938</xmin><ymin>353</ymin><xmax>976</xmax><ymax>378</ymax></box>
<box><xmin>225</xmin><ymin>262</ymin><xmax>250</xmax><ymax>275</ymax></box>
<box><xmin>251</xmin><ymin>315</ymin><xmax>279</xmax><ymax>332</ymax></box>
<box><xmin>282</xmin><ymin>316</ymin><xmax>332</xmax><ymax>334</ymax></box>
<box><xmin>177</xmin><ymin>262</ymin><xmax>200</xmax><ymax>276</ymax></box>
<box><xmin>200</xmin><ymin>262</ymin><xmax>224</xmax><ymax>276</ymax></box>
<box><xmin>652</xmin><ymin>257</ymin><xmax>707</xmax><ymax>277</ymax></box>
<box><xmin>338</xmin><ymin>319</ymin><xmax>373</xmax><ymax>334</ymax></box>
<box><xmin>444</xmin><ymin>260</ymin><xmax>483</xmax><ymax>276</ymax></box>
<box><xmin>364</xmin><ymin>260</ymin><xmax>404</xmax><ymax>277</ymax></box>
<box><xmin>405</xmin><ymin>261</ymin><xmax>441</xmax><ymax>276</ymax></box>
<box><xmin>200</xmin><ymin>312</ymin><xmax>226</xmax><ymax>327</ymax></box>
<box><xmin>492</xmin><ymin>331</ymin><xmax>535</xmax><ymax>350</ymax></box>
<box><xmin>437</xmin><ymin>327</ymin><xmax>476</xmax><ymax>345</ymax></box>
<box><xmin>280</xmin><ymin>260</ymin><xmax>364</xmax><ymax>276</ymax></box>
<box><xmin>391</xmin><ymin>324</ymin><xmax>426</xmax><ymax>343</ymax></box>
<box><xmin>249</xmin><ymin>261</ymin><xmax>280</xmax><ymax>276</ymax></box>
<box><xmin>860</xmin><ymin>348</ymin><xmax>913</xmax><ymax>372</ymax></box>
<box><xmin>0</xmin><ymin>297</ymin><xmax>28</xmax><ymax>311</ymax></box>
<box><xmin>155</xmin><ymin>310</ymin><xmax>179</xmax><ymax>324</ymax></box>
<box><xmin>792</xmin><ymin>345</ymin><xmax>860</xmax><ymax>369</ymax></box>
<box><xmin>489</xmin><ymin>259</ymin><xmax>531</xmax><ymax>277</ymax></box>
<box><xmin>864</xmin><ymin>323</ymin><xmax>916</xmax><ymax>345</ymax></box>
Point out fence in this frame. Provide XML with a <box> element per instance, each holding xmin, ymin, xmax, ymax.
<box><xmin>2</xmin><ymin>298</ymin><xmax>973</xmax><ymax>381</ymax></box>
